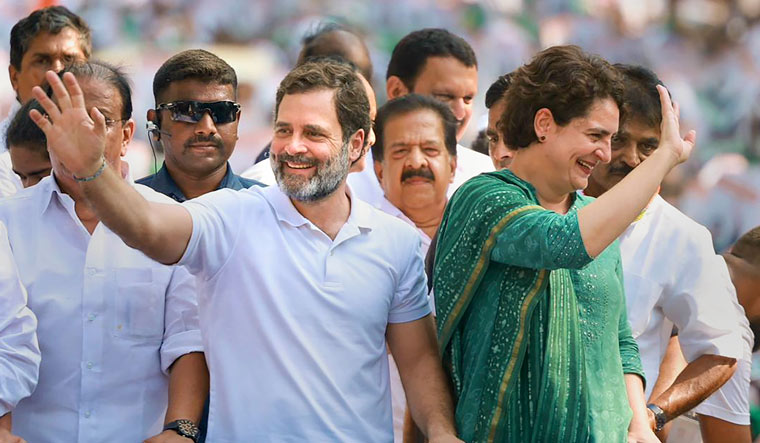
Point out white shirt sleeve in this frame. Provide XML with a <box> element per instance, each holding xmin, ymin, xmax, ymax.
<box><xmin>660</xmin><ymin>226</ymin><xmax>751</xmax><ymax>362</ymax></box>
<box><xmin>179</xmin><ymin>189</ymin><xmax>245</xmax><ymax>280</ymax></box>
<box><xmin>0</xmin><ymin>152</ymin><xmax>21</xmax><ymax>198</ymax></box>
<box><xmin>159</xmin><ymin>265</ymin><xmax>203</xmax><ymax>374</ymax></box>
<box><xmin>0</xmin><ymin>222</ymin><xmax>40</xmax><ymax>415</ymax></box>
<box><xmin>388</xmin><ymin>231</ymin><xmax>432</xmax><ymax>324</ymax></box>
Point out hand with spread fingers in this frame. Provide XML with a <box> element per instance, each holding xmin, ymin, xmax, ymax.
<box><xmin>656</xmin><ymin>84</ymin><xmax>696</xmax><ymax>167</ymax></box>
<box><xmin>29</xmin><ymin>70</ymin><xmax>108</xmax><ymax>180</ymax></box>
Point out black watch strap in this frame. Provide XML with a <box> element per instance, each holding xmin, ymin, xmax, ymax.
<box><xmin>163</xmin><ymin>419</ymin><xmax>200</xmax><ymax>442</ymax></box>
<box><xmin>646</xmin><ymin>403</ymin><xmax>668</xmax><ymax>432</ymax></box>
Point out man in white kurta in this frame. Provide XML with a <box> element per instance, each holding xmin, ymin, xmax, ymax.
<box><xmin>0</xmin><ymin>221</ymin><xmax>39</xmax><ymax>439</ymax></box>
<box><xmin>585</xmin><ymin>64</ymin><xmax>752</xmax><ymax>440</ymax></box>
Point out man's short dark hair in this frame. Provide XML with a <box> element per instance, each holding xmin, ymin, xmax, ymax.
<box><xmin>500</xmin><ymin>45</ymin><xmax>623</xmax><ymax>149</ymax></box>
<box><xmin>275</xmin><ymin>60</ymin><xmax>370</xmax><ymax>145</ymax></box>
<box><xmin>615</xmin><ymin>64</ymin><xmax>667</xmax><ymax>130</ymax></box>
<box><xmin>297</xmin><ymin>22</ymin><xmax>373</xmax><ymax>81</ymax></box>
<box><xmin>485</xmin><ymin>73</ymin><xmax>513</xmax><ymax>109</ymax></box>
<box><xmin>5</xmin><ymin>99</ymin><xmax>48</xmax><ymax>159</ymax></box>
<box><xmin>372</xmin><ymin>93</ymin><xmax>457</xmax><ymax>162</ymax></box>
<box><xmin>10</xmin><ymin>6</ymin><xmax>92</xmax><ymax>70</ymax></box>
<box><xmin>62</xmin><ymin>60</ymin><xmax>133</xmax><ymax>120</ymax></box>
<box><xmin>732</xmin><ymin>226</ymin><xmax>760</xmax><ymax>267</ymax></box>
<box><xmin>153</xmin><ymin>49</ymin><xmax>238</xmax><ymax>104</ymax></box>
<box><xmin>386</xmin><ymin>28</ymin><xmax>477</xmax><ymax>89</ymax></box>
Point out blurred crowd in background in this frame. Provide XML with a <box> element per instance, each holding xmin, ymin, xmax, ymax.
<box><xmin>0</xmin><ymin>0</ymin><xmax>758</xmax><ymax>252</ymax></box>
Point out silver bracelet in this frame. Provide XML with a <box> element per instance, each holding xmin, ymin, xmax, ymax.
<box><xmin>73</xmin><ymin>157</ymin><xmax>107</xmax><ymax>183</ymax></box>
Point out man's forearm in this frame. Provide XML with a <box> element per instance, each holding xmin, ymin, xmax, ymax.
<box><xmin>165</xmin><ymin>352</ymin><xmax>209</xmax><ymax>424</ymax></box>
<box><xmin>650</xmin><ymin>354</ymin><xmax>737</xmax><ymax>420</ymax></box>
<box><xmin>401</xmin><ymin>350</ymin><xmax>458</xmax><ymax>439</ymax></box>
<box><xmin>80</xmin><ymin>166</ymin><xmax>191</xmax><ymax>265</ymax></box>
<box><xmin>388</xmin><ymin>316</ymin><xmax>458</xmax><ymax>440</ymax></box>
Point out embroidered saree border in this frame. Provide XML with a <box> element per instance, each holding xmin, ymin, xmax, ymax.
<box><xmin>438</xmin><ymin>204</ymin><xmax>545</xmax><ymax>351</ymax></box>
<box><xmin>487</xmin><ymin>268</ymin><xmax>547</xmax><ymax>441</ymax></box>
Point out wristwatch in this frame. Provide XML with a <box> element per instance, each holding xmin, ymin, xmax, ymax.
<box><xmin>646</xmin><ymin>403</ymin><xmax>668</xmax><ymax>432</ymax></box>
<box><xmin>163</xmin><ymin>419</ymin><xmax>200</xmax><ymax>442</ymax></box>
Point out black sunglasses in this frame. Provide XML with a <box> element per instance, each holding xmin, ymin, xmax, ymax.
<box><xmin>156</xmin><ymin>100</ymin><xmax>241</xmax><ymax>124</ymax></box>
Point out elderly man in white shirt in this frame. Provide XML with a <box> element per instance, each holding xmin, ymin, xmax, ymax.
<box><xmin>0</xmin><ymin>61</ymin><xmax>205</xmax><ymax>443</ymax></box>
<box><xmin>0</xmin><ymin>221</ymin><xmax>40</xmax><ymax>443</ymax></box>
<box><xmin>371</xmin><ymin>93</ymin><xmax>458</xmax><ymax>441</ymax></box>
<box><xmin>30</xmin><ymin>59</ymin><xmax>462</xmax><ymax>442</ymax></box>
<box><xmin>585</xmin><ymin>64</ymin><xmax>753</xmax><ymax>442</ymax></box>
<box><xmin>347</xmin><ymin>28</ymin><xmax>492</xmax><ymax>208</ymax></box>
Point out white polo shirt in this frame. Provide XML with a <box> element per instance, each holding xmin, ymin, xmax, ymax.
<box><xmin>180</xmin><ymin>184</ymin><xmax>430</xmax><ymax>442</ymax></box>
<box><xmin>620</xmin><ymin>194</ymin><xmax>753</xmax><ymax>423</ymax></box>
<box><xmin>347</xmin><ymin>144</ymin><xmax>493</xmax><ymax>209</ymax></box>
<box><xmin>0</xmin><ymin>221</ymin><xmax>39</xmax><ymax>416</ymax></box>
<box><xmin>0</xmin><ymin>175</ymin><xmax>203</xmax><ymax>442</ymax></box>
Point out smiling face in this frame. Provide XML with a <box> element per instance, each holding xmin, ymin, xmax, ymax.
<box><xmin>374</xmin><ymin>108</ymin><xmax>456</xmax><ymax>213</ymax></box>
<box><xmin>9</xmin><ymin>28</ymin><xmax>87</xmax><ymax>103</ymax></box>
<box><xmin>486</xmin><ymin>98</ymin><xmax>513</xmax><ymax>170</ymax></box>
<box><xmin>271</xmin><ymin>89</ymin><xmax>362</xmax><ymax>202</ymax></box>
<box><xmin>587</xmin><ymin>117</ymin><xmax>660</xmax><ymax>195</ymax></box>
<box><xmin>538</xmin><ymin>98</ymin><xmax>619</xmax><ymax>195</ymax></box>
<box><xmin>152</xmin><ymin>79</ymin><xmax>239</xmax><ymax>179</ymax></box>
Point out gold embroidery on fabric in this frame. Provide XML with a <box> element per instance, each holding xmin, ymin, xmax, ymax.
<box><xmin>439</xmin><ymin>204</ymin><xmax>544</xmax><ymax>346</ymax></box>
<box><xmin>487</xmin><ymin>268</ymin><xmax>547</xmax><ymax>441</ymax></box>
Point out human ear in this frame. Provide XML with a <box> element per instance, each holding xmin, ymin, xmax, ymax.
<box><xmin>386</xmin><ymin>76</ymin><xmax>410</xmax><ymax>100</ymax></box>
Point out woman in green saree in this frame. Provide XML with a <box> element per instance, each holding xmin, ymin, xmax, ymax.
<box><xmin>433</xmin><ymin>45</ymin><xmax>695</xmax><ymax>442</ymax></box>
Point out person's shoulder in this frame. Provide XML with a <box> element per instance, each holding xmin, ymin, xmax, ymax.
<box><xmin>574</xmin><ymin>191</ymin><xmax>595</xmax><ymax>208</ymax></box>
<box><xmin>133</xmin><ymin>182</ymin><xmax>180</xmax><ymax>204</ymax></box>
<box><xmin>0</xmin><ymin>178</ymin><xmax>48</xmax><ymax>212</ymax></box>
<box><xmin>135</xmin><ymin>173</ymin><xmax>156</xmax><ymax>187</ymax></box>
<box><xmin>236</xmin><ymin>174</ymin><xmax>267</xmax><ymax>189</ymax></box>
<box><xmin>454</xmin><ymin>170</ymin><xmax>532</xmax><ymax>202</ymax></box>
<box><xmin>650</xmin><ymin>195</ymin><xmax>717</xmax><ymax>253</ymax></box>
<box><xmin>456</xmin><ymin>144</ymin><xmax>494</xmax><ymax>171</ymax></box>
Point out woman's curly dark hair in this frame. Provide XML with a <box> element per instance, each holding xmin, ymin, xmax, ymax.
<box><xmin>499</xmin><ymin>45</ymin><xmax>624</xmax><ymax>149</ymax></box>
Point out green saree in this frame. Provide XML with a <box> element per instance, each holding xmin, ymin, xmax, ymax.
<box><xmin>434</xmin><ymin>170</ymin><xmax>644</xmax><ymax>442</ymax></box>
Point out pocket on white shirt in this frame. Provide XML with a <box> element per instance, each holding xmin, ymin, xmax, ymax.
<box><xmin>114</xmin><ymin>269</ymin><xmax>165</xmax><ymax>340</ymax></box>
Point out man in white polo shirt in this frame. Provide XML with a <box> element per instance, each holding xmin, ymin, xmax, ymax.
<box><xmin>31</xmin><ymin>59</ymin><xmax>461</xmax><ymax>442</ymax></box>
<box><xmin>585</xmin><ymin>64</ymin><xmax>753</xmax><ymax>442</ymax></box>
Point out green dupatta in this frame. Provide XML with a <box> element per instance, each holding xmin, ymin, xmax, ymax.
<box><xmin>434</xmin><ymin>171</ymin><xmax>591</xmax><ymax>442</ymax></box>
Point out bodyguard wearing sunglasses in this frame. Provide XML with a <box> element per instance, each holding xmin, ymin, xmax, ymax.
<box><xmin>137</xmin><ymin>49</ymin><xmax>263</xmax><ymax>202</ymax></box>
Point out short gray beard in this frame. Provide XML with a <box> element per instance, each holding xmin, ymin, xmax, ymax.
<box><xmin>272</xmin><ymin>142</ymin><xmax>350</xmax><ymax>202</ymax></box>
